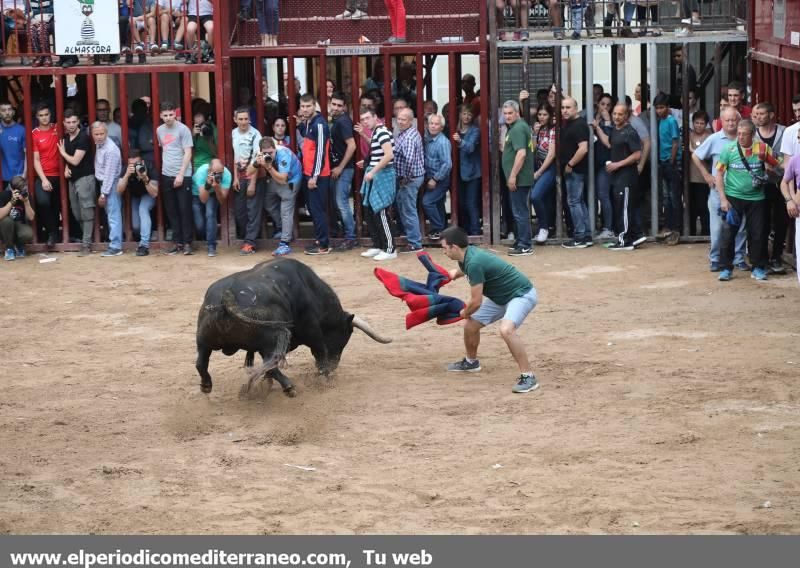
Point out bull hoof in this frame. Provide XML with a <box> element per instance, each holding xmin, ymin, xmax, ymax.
<box><xmin>283</xmin><ymin>387</ymin><xmax>297</xmax><ymax>398</ymax></box>
<box><xmin>201</xmin><ymin>383</ymin><xmax>213</xmax><ymax>394</ymax></box>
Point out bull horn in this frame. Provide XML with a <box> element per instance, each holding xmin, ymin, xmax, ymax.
<box><xmin>352</xmin><ymin>316</ymin><xmax>393</xmax><ymax>344</ymax></box>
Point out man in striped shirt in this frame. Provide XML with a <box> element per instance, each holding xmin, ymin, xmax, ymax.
<box><xmin>358</xmin><ymin>107</ymin><xmax>397</xmax><ymax>261</ymax></box>
<box><xmin>93</xmin><ymin>122</ymin><xmax>123</xmax><ymax>257</ymax></box>
<box><xmin>393</xmin><ymin>108</ymin><xmax>425</xmax><ymax>253</ymax></box>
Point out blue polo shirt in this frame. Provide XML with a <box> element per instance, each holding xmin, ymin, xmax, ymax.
<box><xmin>0</xmin><ymin>123</ymin><xmax>26</xmax><ymax>182</ymax></box>
<box><xmin>274</xmin><ymin>146</ymin><xmax>302</xmax><ymax>185</ymax></box>
<box><xmin>657</xmin><ymin>115</ymin><xmax>680</xmax><ymax>163</ymax></box>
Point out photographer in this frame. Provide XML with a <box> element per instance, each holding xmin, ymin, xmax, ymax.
<box><xmin>118</xmin><ymin>149</ymin><xmax>159</xmax><ymax>257</ymax></box>
<box><xmin>247</xmin><ymin>137</ymin><xmax>301</xmax><ymax>257</ymax></box>
<box><xmin>0</xmin><ymin>176</ymin><xmax>35</xmax><ymax>261</ymax></box>
<box><xmin>192</xmin><ymin>104</ymin><xmax>217</xmax><ymax>173</ymax></box>
<box><xmin>193</xmin><ymin>158</ymin><xmax>232</xmax><ymax>257</ymax></box>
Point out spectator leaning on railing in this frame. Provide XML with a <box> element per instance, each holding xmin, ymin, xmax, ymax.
<box><xmin>422</xmin><ymin>113</ymin><xmax>452</xmax><ymax>242</ymax></box>
<box><xmin>453</xmin><ymin>104</ymin><xmax>482</xmax><ymax>237</ymax></box>
<box><xmin>93</xmin><ymin>121</ymin><xmax>124</xmax><ymax>258</ymax></box>
<box><xmin>0</xmin><ymin>176</ymin><xmax>35</xmax><ymax>261</ymax></box>
<box><xmin>157</xmin><ymin>101</ymin><xmax>195</xmax><ymax>255</ymax></box>
<box><xmin>393</xmin><ymin>107</ymin><xmax>426</xmax><ymax>254</ymax></box>
<box><xmin>58</xmin><ymin>110</ymin><xmax>95</xmax><ymax>257</ymax></box>
<box><xmin>31</xmin><ymin>102</ymin><xmax>60</xmax><ymax>248</ymax></box>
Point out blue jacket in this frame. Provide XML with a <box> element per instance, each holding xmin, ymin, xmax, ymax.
<box><xmin>360</xmin><ymin>165</ymin><xmax>396</xmax><ymax>212</ymax></box>
<box><xmin>457</xmin><ymin>125</ymin><xmax>481</xmax><ymax>181</ymax></box>
<box><xmin>424</xmin><ymin>132</ymin><xmax>452</xmax><ymax>182</ymax></box>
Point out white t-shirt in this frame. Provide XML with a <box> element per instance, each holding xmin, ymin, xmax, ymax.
<box><xmin>780</xmin><ymin>121</ymin><xmax>800</xmax><ymax>158</ymax></box>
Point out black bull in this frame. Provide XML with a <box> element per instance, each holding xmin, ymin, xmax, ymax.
<box><xmin>195</xmin><ymin>258</ymin><xmax>392</xmax><ymax>396</ymax></box>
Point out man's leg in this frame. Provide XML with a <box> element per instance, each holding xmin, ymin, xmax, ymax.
<box><xmin>796</xmin><ymin>217</ymin><xmax>800</xmax><ymax>286</ymax></box>
<box><xmin>191</xmin><ymin>195</ymin><xmax>206</xmax><ymax>239</ymax></box>
<box><xmin>335</xmin><ymin>168</ymin><xmax>356</xmax><ymax>241</ymax></box>
<box><xmin>139</xmin><ymin>194</ymin><xmax>155</xmax><ymax>248</ymax></box>
<box><xmin>205</xmin><ymin>194</ymin><xmax>218</xmax><ymax>248</ymax></box>
<box><xmin>744</xmin><ymin>197</ymin><xmax>768</xmax><ymax>271</ymax></box>
<box><xmin>708</xmin><ymin>188</ymin><xmax>722</xmax><ymax>266</ymax></box>
<box><xmin>422</xmin><ymin>181</ymin><xmax>448</xmax><ymax>233</ymax></box>
<box><xmin>276</xmin><ymin>182</ymin><xmax>297</xmax><ymax>244</ymax></box>
<box><xmin>509</xmin><ymin>184</ymin><xmax>532</xmax><ymax>249</ymax></box>
<box><xmin>76</xmin><ymin>177</ymin><xmax>96</xmax><ymax>247</ymax></box>
<box><xmin>177</xmin><ymin>179</ymin><xmax>194</xmax><ymax>247</ymax></box>
<box><xmin>566</xmin><ymin>172</ymin><xmax>589</xmax><ymax>241</ymax></box>
<box><xmin>244</xmin><ymin>179</ymin><xmax>267</xmax><ymax>246</ymax></box>
<box><xmin>161</xmin><ymin>176</ymin><xmax>181</xmax><ymax>245</ymax></box>
<box><xmin>304</xmin><ymin>176</ymin><xmax>331</xmax><ymax>248</ymax></box>
<box><xmin>0</xmin><ymin>217</ymin><xmax>15</xmax><ymax>249</ymax></box>
<box><xmin>463</xmin><ymin>318</ymin><xmax>483</xmax><ymax>360</ymax></box>
<box><xmin>363</xmin><ymin>204</ymin><xmax>381</xmax><ymax>249</ymax></box>
<box><xmin>264</xmin><ymin>181</ymin><xmax>283</xmax><ymax>237</ymax></box>
<box><xmin>106</xmin><ymin>185</ymin><xmax>123</xmax><ymax>251</ymax></box>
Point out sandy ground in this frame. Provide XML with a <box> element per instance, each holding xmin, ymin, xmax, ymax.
<box><xmin>1</xmin><ymin>242</ymin><xmax>799</xmax><ymax>535</ymax></box>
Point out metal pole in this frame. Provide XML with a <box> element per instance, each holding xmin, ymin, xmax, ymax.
<box><xmin>119</xmin><ymin>72</ymin><xmax>132</xmax><ymax>245</ymax></box>
<box><xmin>713</xmin><ymin>43</ymin><xmax>722</xmax><ymax>121</ymax></box>
<box><xmin>648</xmin><ymin>43</ymin><xmax>659</xmax><ymax>238</ymax></box>
<box><xmin>554</xmin><ymin>46</ymin><xmax>564</xmax><ymax>240</ymax></box>
<box><xmin>488</xmin><ymin>2</ymin><xmax>501</xmax><ymax>244</ymax></box>
<box><xmin>448</xmin><ymin>52</ymin><xmax>459</xmax><ymax>228</ymax></box>
<box><xmin>351</xmin><ymin>54</ymin><xmax>363</xmax><ymax>241</ymax></box>
<box><xmin>22</xmin><ymin>76</ymin><xmax>38</xmax><ymax>243</ymax></box>
<box><xmin>88</xmin><ymin>74</ymin><xmax>101</xmax><ymax>245</ymax></box>
<box><xmin>585</xmin><ymin>45</ymin><xmax>596</xmax><ymax>237</ymax></box>
<box><xmin>150</xmin><ymin>72</ymin><xmax>165</xmax><ymax>243</ymax></box>
<box><xmin>681</xmin><ymin>42</ymin><xmax>690</xmax><ymax>237</ymax></box>
<box><xmin>53</xmin><ymin>75</ymin><xmax>69</xmax><ymax>247</ymax></box>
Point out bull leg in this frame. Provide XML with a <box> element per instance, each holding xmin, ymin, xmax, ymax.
<box><xmin>266</xmin><ymin>368</ymin><xmax>296</xmax><ymax>398</ymax></box>
<box><xmin>244</xmin><ymin>351</ymin><xmax>255</xmax><ymax>368</ymax></box>
<box><xmin>196</xmin><ymin>345</ymin><xmax>213</xmax><ymax>393</ymax></box>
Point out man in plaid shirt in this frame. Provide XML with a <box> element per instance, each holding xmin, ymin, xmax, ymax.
<box><xmin>393</xmin><ymin>108</ymin><xmax>425</xmax><ymax>253</ymax></box>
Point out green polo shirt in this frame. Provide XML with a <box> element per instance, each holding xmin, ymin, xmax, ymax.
<box><xmin>458</xmin><ymin>246</ymin><xmax>533</xmax><ymax>306</ymax></box>
<box><xmin>502</xmin><ymin>118</ymin><xmax>535</xmax><ymax>188</ymax></box>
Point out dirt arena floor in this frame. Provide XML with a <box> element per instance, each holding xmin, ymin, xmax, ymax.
<box><xmin>1</xmin><ymin>242</ymin><xmax>799</xmax><ymax>535</ymax></box>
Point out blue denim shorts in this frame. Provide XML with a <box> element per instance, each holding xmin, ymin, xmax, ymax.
<box><xmin>471</xmin><ymin>287</ymin><xmax>538</xmax><ymax>328</ymax></box>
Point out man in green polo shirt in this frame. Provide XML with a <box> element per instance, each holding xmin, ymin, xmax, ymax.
<box><xmin>440</xmin><ymin>226</ymin><xmax>540</xmax><ymax>393</ymax></box>
<box><xmin>501</xmin><ymin>100</ymin><xmax>535</xmax><ymax>256</ymax></box>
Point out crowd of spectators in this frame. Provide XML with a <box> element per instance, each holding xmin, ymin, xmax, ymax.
<box><xmin>0</xmin><ymin>0</ymin><xmax>215</xmax><ymax>67</ymax></box>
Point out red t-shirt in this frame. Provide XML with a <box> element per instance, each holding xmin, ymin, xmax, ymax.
<box><xmin>32</xmin><ymin>126</ymin><xmax>60</xmax><ymax>177</ymax></box>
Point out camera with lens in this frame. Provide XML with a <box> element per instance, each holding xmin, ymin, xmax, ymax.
<box><xmin>199</xmin><ymin>123</ymin><xmax>213</xmax><ymax>137</ymax></box>
<box><xmin>17</xmin><ymin>186</ymin><xmax>28</xmax><ymax>200</ymax></box>
<box><xmin>211</xmin><ymin>171</ymin><xmax>222</xmax><ymax>184</ymax></box>
<box><xmin>134</xmin><ymin>161</ymin><xmax>148</xmax><ymax>177</ymax></box>
<box><xmin>260</xmin><ymin>152</ymin><xmax>273</xmax><ymax>166</ymax></box>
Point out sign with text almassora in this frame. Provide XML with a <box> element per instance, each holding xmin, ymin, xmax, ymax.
<box><xmin>55</xmin><ymin>0</ymin><xmax>120</xmax><ymax>56</ymax></box>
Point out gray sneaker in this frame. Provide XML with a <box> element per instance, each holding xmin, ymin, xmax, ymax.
<box><xmin>447</xmin><ymin>358</ymin><xmax>481</xmax><ymax>372</ymax></box>
<box><xmin>512</xmin><ymin>374</ymin><xmax>539</xmax><ymax>393</ymax></box>
<box><xmin>100</xmin><ymin>248</ymin><xmax>123</xmax><ymax>257</ymax></box>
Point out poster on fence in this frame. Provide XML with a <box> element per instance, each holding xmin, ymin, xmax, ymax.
<box><xmin>54</xmin><ymin>0</ymin><xmax>120</xmax><ymax>56</ymax></box>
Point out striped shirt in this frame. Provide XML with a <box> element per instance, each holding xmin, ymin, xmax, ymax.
<box><xmin>394</xmin><ymin>126</ymin><xmax>425</xmax><ymax>179</ymax></box>
<box><xmin>94</xmin><ymin>140</ymin><xmax>122</xmax><ymax>196</ymax></box>
<box><xmin>368</xmin><ymin>125</ymin><xmax>394</xmax><ymax>169</ymax></box>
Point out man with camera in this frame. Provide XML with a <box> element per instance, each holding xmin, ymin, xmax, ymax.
<box><xmin>247</xmin><ymin>137</ymin><xmax>302</xmax><ymax>257</ymax></box>
<box><xmin>192</xmin><ymin>105</ymin><xmax>217</xmax><ymax>173</ymax></box>
<box><xmin>0</xmin><ymin>176</ymin><xmax>35</xmax><ymax>261</ymax></box>
<box><xmin>715</xmin><ymin>119</ymin><xmax>780</xmax><ymax>282</ymax></box>
<box><xmin>193</xmin><ymin>158</ymin><xmax>232</xmax><ymax>257</ymax></box>
<box><xmin>231</xmin><ymin>106</ymin><xmax>263</xmax><ymax>255</ymax></box>
<box><xmin>58</xmin><ymin>110</ymin><xmax>95</xmax><ymax>257</ymax></box>
<box><xmin>118</xmin><ymin>149</ymin><xmax>159</xmax><ymax>257</ymax></box>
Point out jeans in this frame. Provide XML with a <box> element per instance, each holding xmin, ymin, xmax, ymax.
<box><xmin>131</xmin><ymin>193</ymin><xmax>156</xmax><ymax>248</ymax></box>
<box><xmin>708</xmin><ymin>189</ymin><xmax>746</xmax><ymax>265</ymax></box>
<box><xmin>720</xmin><ymin>196</ymin><xmax>767</xmax><ymax>271</ymax></box>
<box><xmin>422</xmin><ymin>178</ymin><xmax>449</xmax><ymax>233</ymax></box>
<box><xmin>459</xmin><ymin>177</ymin><xmax>481</xmax><ymax>235</ymax></box>
<box><xmin>105</xmin><ymin>184</ymin><xmax>123</xmax><ymax>251</ymax></box>
<box><xmin>531</xmin><ymin>165</ymin><xmax>556</xmax><ymax>231</ymax></box>
<box><xmin>509</xmin><ymin>185</ymin><xmax>532</xmax><ymax>249</ymax></box>
<box><xmin>334</xmin><ymin>167</ymin><xmax>356</xmax><ymax>240</ymax></box>
<box><xmin>565</xmin><ymin>171</ymin><xmax>590</xmax><ymax>240</ymax></box>
<box><xmin>571</xmin><ymin>7</ymin><xmax>586</xmax><ymax>34</ymax></box>
<box><xmin>189</xmin><ymin>194</ymin><xmax>219</xmax><ymax>247</ymax></box>
<box><xmin>396</xmin><ymin>174</ymin><xmax>424</xmax><ymax>248</ymax></box>
<box><xmin>659</xmin><ymin>161</ymin><xmax>683</xmax><ymax>232</ymax></box>
<box><xmin>0</xmin><ymin>218</ymin><xmax>33</xmax><ymax>249</ymax></box>
<box><xmin>161</xmin><ymin>176</ymin><xmax>194</xmax><ymax>246</ymax></box>
<box><xmin>302</xmin><ymin>175</ymin><xmax>331</xmax><ymax>248</ymax></box>
<box><xmin>596</xmin><ymin>167</ymin><xmax>613</xmax><ymax>230</ymax></box>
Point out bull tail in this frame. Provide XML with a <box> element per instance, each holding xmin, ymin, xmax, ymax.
<box><xmin>221</xmin><ymin>289</ymin><xmax>292</xmax><ymax>328</ymax></box>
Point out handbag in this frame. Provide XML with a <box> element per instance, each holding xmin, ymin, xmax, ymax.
<box><xmin>736</xmin><ymin>142</ymin><xmax>769</xmax><ymax>189</ymax></box>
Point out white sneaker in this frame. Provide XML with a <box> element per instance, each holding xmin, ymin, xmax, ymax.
<box><xmin>680</xmin><ymin>18</ymin><xmax>692</xmax><ymax>24</ymax></box>
<box><xmin>334</xmin><ymin>9</ymin><xmax>353</xmax><ymax>19</ymax></box>
<box><xmin>535</xmin><ymin>228</ymin><xmax>549</xmax><ymax>243</ymax></box>
<box><xmin>500</xmin><ymin>231</ymin><xmax>515</xmax><ymax>244</ymax></box>
<box><xmin>373</xmin><ymin>250</ymin><xmax>397</xmax><ymax>261</ymax></box>
<box><xmin>350</xmin><ymin>9</ymin><xmax>367</xmax><ymax>19</ymax></box>
<box><xmin>361</xmin><ymin>248</ymin><xmax>381</xmax><ymax>258</ymax></box>
<box><xmin>596</xmin><ymin>228</ymin><xmax>615</xmax><ymax>240</ymax></box>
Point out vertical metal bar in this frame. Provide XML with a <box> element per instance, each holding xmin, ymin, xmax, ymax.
<box><xmin>479</xmin><ymin>48</ymin><xmax>491</xmax><ymax>242</ymax></box>
<box><xmin>183</xmin><ymin>71</ymin><xmax>193</xmax><ymax>127</ymax></box>
<box><xmin>585</xmin><ymin>45</ymin><xmax>596</xmax><ymax>237</ymax></box>
<box><xmin>53</xmin><ymin>75</ymin><xmax>69</xmax><ymax>247</ymax></box>
<box><xmin>681</xmin><ymin>42</ymin><xmax>690</xmax><ymax>237</ymax></box>
<box><xmin>382</xmin><ymin>50</ymin><xmax>392</xmax><ymax>122</ymax></box>
<box><xmin>119</xmin><ymin>72</ymin><xmax>133</xmax><ymax>244</ymax></box>
<box><xmin>350</xmin><ymin>55</ymin><xmax>363</xmax><ymax>241</ymax></box>
<box><xmin>488</xmin><ymin>5</ymin><xmax>501</xmax><ymax>243</ymax></box>
<box><xmin>219</xmin><ymin>56</ymin><xmax>234</xmax><ymax>248</ymax></box>
<box><xmin>87</xmin><ymin>74</ymin><xmax>101</xmax><ymax>245</ymax></box>
<box><xmin>287</xmin><ymin>56</ymin><xmax>299</xmax><ymax>241</ymax></box>
<box><xmin>648</xmin><ymin>43</ymin><xmax>658</xmax><ymax>238</ymax></box>
<box><xmin>22</xmin><ymin>76</ymin><xmax>38</xmax><ymax>243</ymax></box>
<box><xmin>611</xmin><ymin>45</ymin><xmax>618</xmax><ymax>100</ymax></box>
<box><xmin>151</xmin><ymin>72</ymin><xmax>165</xmax><ymax>243</ymax></box>
<box><xmin>521</xmin><ymin>46</ymin><xmax>530</xmax><ymax>124</ymax></box>
<box><xmin>713</xmin><ymin>43</ymin><xmax>722</xmax><ymax>121</ymax></box>
<box><xmin>415</xmin><ymin>53</ymin><xmax>425</xmax><ymax>134</ymax></box>
<box><xmin>554</xmin><ymin>46</ymin><xmax>564</xmax><ymax>240</ymax></box>
<box><xmin>319</xmin><ymin>52</ymin><xmax>329</xmax><ymax>121</ymax></box>
<box><xmin>255</xmin><ymin>57</ymin><xmax>265</xmax><ymax>132</ymax></box>
<box><xmin>448</xmin><ymin>52</ymin><xmax>459</xmax><ymax>229</ymax></box>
